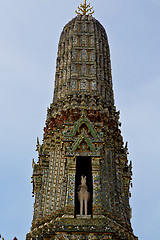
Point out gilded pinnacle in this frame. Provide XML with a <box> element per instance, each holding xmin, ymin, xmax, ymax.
<box><xmin>75</xmin><ymin>0</ymin><xmax>94</xmax><ymax>15</ymax></box>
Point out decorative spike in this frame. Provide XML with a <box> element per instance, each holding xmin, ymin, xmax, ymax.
<box><xmin>32</xmin><ymin>158</ymin><xmax>35</xmax><ymax>168</ymax></box>
<box><xmin>75</xmin><ymin>0</ymin><xmax>94</xmax><ymax>15</ymax></box>
<box><xmin>124</xmin><ymin>141</ymin><xmax>128</xmax><ymax>154</ymax></box>
<box><xmin>36</xmin><ymin>137</ymin><xmax>39</xmax><ymax>148</ymax></box>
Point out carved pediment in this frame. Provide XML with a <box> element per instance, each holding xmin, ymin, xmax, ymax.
<box><xmin>68</xmin><ymin>112</ymin><xmax>98</xmax><ymax>138</ymax></box>
<box><xmin>72</xmin><ymin>134</ymin><xmax>96</xmax><ymax>152</ymax></box>
<box><xmin>63</xmin><ymin>111</ymin><xmax>103</xmax><ymax>155</ymax></box>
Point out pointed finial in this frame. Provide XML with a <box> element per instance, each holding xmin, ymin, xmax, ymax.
<box><xmin>75</xmin><ymin>0</ymin><xmax>94</xmax><ymax>15</ymax></box>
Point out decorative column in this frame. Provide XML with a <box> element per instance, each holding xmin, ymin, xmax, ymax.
<box><xmin>64</xmin><ymin>156</ymin><xmax>76</xmax><ymax>217</ymax></box>
<box><xmin>92</xmin><ymin>157</ymin><xmax>103</xmax><ymax>216</ymax></box>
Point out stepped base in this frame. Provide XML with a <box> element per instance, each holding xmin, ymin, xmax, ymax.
<box><xmin>26</xmin><ymin>216</ymin><xmax>138</xmax><ymax>240</ymax></box>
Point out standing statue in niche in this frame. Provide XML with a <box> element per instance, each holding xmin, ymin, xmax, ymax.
<box><xmin>78</xmin><ymin>175</ymin><xmax>90</xmax><ymax>215</ymax></box>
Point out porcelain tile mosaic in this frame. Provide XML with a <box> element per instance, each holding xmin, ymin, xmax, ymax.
<box><xmin>26</xmin><ymin>2</ymin><xmax>138</xmax><ymax>239</ymax></box>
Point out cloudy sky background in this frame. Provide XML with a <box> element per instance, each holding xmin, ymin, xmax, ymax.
<box><xmin>0</xmin><ymin>0</ymin><xmax>160</xmax><ymax>239</ymax></box>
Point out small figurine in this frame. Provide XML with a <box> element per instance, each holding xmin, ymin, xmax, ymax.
<box><xmin>78</xmin><ymin>175</ymin><xmax>90</xmax><ymax>215</ymax></box>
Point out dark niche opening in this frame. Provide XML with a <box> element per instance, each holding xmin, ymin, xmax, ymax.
<box><xmin>75</xmin><ymin>156</ymin><xmax>93</xmax><ymax>217</ymax></box>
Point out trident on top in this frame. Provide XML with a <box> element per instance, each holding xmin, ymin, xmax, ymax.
<box><xmin>75</xmin><ymin>0</ymin><xmax>94</xmax><ymax>15</ymax></box>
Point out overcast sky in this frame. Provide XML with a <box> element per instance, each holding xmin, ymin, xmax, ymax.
<box><xmin>0</xmin><ymin>0</ymin><xmax>160</xmax><ymax>239</ymax></box>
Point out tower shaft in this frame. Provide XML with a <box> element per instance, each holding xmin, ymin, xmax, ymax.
<box><xmin>26</xmin><ymin>12</ymin><xmax>138</xmax><ymax>240</ymax></box>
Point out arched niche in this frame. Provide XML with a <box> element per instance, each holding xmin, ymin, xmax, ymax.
<box><xmin>75</xmin><ymin>156</ymin><xmax>93</xmax><ymax>217</ymax></box>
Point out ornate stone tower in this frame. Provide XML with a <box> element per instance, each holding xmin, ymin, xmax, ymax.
<box><xmin>26</xmin><ymin>1</ymin><xmax>138</xmax><ymax>239</ymax></box>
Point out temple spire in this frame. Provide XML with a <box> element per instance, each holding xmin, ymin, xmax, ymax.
<box><xmin>75</xmin><ymin>0</ymin><xmax>94</xmax><ymax>15</ymax></box>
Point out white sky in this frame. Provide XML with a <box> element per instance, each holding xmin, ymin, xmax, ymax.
<box><xmin>0</xmin><ymin>0</ymin><xmax>160</xmax><ymax>239</ymax></box>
